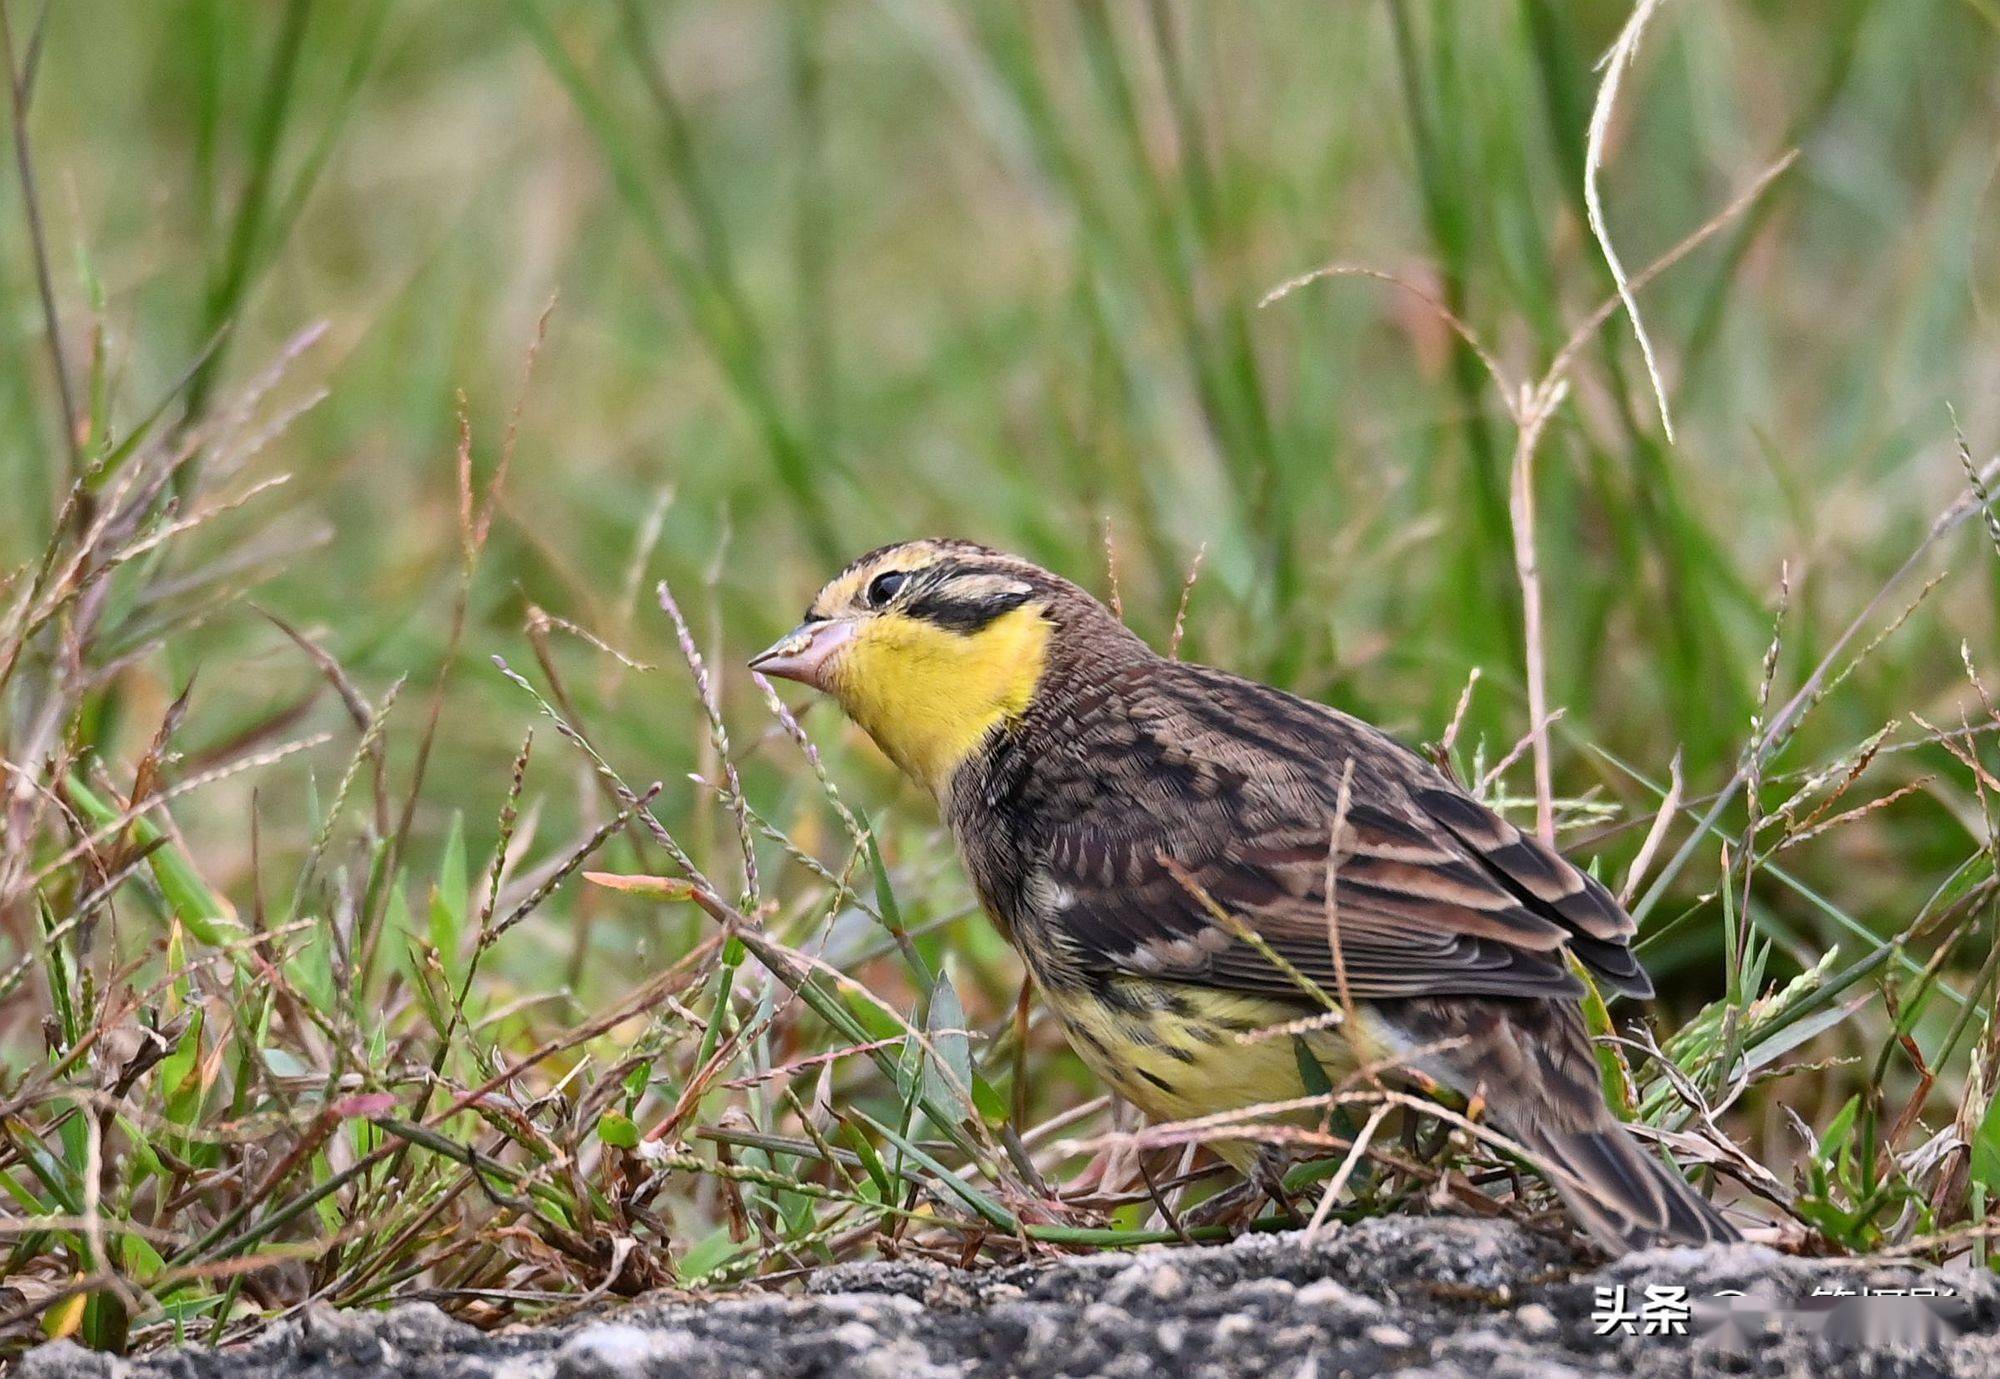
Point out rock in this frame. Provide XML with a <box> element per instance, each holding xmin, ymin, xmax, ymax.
<box><xmin>16</xmin><ymin>1341</ymin><xmax>123</xmax><ymax>1379</ymax></box>
<box><xmin>17</xmin><ymin>1218</ymin><xmax>2000</xmax><ymax>1378</ymax></box>
<box><xmin>552</xmin><ymin>1322</ymin><xmax>698</xmax><ymax>1378</ymax></box>
<box><xmin>1512</xmin><ymin>1303</ymin><xmax>1559</xmax><ymax>1339</ymax></box>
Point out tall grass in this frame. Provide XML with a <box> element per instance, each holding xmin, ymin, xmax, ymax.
<box><xmin>3</xmin><ymin>0</ymin><xmax>2000</xmax><ymax>1356</ymax></box>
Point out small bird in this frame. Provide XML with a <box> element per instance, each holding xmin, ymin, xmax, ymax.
<box><xmin>750</xmin><ymin>538</ymin><xmax>1736</xmax><ymax>1252</ymax></box>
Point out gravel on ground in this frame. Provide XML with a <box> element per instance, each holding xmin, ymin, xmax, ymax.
<box><xmin>19</xmin><ymin>1217</ymin><xmax>1994</xmax><ymax>1378</ymax></box>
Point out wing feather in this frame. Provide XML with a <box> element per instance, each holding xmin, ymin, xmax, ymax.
<box><xmin>1012</xmin><ymin>661</ymin><xmax>1652</xmax><ymax>1004</ymax></box>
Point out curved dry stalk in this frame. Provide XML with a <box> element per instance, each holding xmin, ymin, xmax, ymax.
<box><xmin>1585</xmin><ymin>0</ymin><xmax>1673</xmax><ymax>440</ymax></box>
<box><xmin>1259</xmin><ymin>263</ymin><xmax>1518</xmax><ymax>422</ymax></box>
<box><xmin>1620</xmin><ymin>750</ymin><xmax>1683</xmax><ymax>906</ymax></box>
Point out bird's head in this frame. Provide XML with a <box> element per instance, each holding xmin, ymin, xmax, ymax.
<box><xmin>750</xmin><ymin>539</ymin><xmax>1130</xmax><ymax>795</ymax></box>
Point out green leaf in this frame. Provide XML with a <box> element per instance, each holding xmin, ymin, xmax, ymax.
<box><xmin>675</xmin><ymin>1226</ymin><xmax>743</xmax><ymax>1284</ymax></box>
<box><xmin>838</xmin><ymin>1116</ymin><xmax>891</xmax><ymax>1198</ymax></box>
<box><xmin>1793</xmin><ymin>1195</ymin><xmax>1860</xmax><ymax>1245</ymax></box>
<box><xmin>0</xmin><ymin>1167</ymin><xmax>47</xmax><ymax>1216</ymax></box>
<box><xmin>921</xmin><ymin>965</ymin><xmax>975</xmax><ymax>1126</ymax></box>
<box><xmin>598</xmin><ymin>1112</ymin><xmax>640</xmax><ymax>1150</ymax></box>
<box><xmin>970</xmin><ymin>1072</ymin><xmax>1009</xmax><ymax>1130</ymax></box>
<box><xmin>1821</xmin><ymin>1094</ymin><xmax>1860</xmax><ymax>1160</ymax></box>
<box><xmin>81</xmin><ymin>1289</ymin><xmax>129</xmax><ymax>1351</ymax></box>
<box><xmin>39</xmin><ymin>898</ymin><xmax>79</xmax><ymax>1052</ymax></box>
<box><xmin>120</xmin><ymin>1232</ymin><xmax>166</xmax><ymax>1278</ymax></box>
<box><xmin>842</xmin><ymin>985</ymin><xmax>905</xmax><ymax>1042</ymax></box>
<box><xmin>119</xmin><ymin>1118</ymin><xmax>167</xmax><ymax>1183</ymax></box>
<box><xmin>1574</xmin><ymin>964</ymin><xmax>1636</xmax><ymax>1119</ymax></box>
<box><xmin>622</xmin><ymin>1059</ymin><xmax>653</xmax><ymax>1106</ymax></box>
<box><xmin>161</xmin><ymin>1009</ymin><xmax>207</xmax><ymax>1127</ymax></box>
<box><xmin>65</xmin><ymin>776</ymin><xmax>238</xmax><ymax>945</ymax></box>
<box><xmin>1970</xmin><ymin>1093</ymin><xmax>2000</xmax><ymax>1192</ymax></box>
<box><xmin>289</xmin><ymin>930</ymin><xmax>336</xmax><ymax>1015</ymax></box>
<box><xmin>1294</xmin><ymin>1035</ymin><xmax>1333</xmax><ymax>1098</ymax></box>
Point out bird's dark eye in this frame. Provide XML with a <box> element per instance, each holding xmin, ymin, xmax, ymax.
<box><xmin>865</xmin><ymin>570</ymin><xmax>908</xmax><ymax>607</ymax></box>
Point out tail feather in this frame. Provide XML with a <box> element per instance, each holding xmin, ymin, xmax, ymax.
<box><xmin>1522</xmin><ymin>1123</ymin><xmax>1738</xmax><ymax>1253</ymax></box>
<box><xmin>1383</xmin><ymin>996</ymin><xmax>1740</xmax><ymax>1254</ymax></box>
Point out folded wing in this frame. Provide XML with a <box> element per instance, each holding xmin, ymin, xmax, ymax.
<box><xmin>1024</xmin><ymin>662</ymin><xmax>1649</xmax><ymax>1004</ymax></box>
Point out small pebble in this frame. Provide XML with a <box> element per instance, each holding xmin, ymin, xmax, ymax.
<box><xmin>1364</xmin><ymin>1322</ymin><xmax>1414</xmax><ymax>1348</ymax></box>
<box><xmin>1515</xmin><ymin>1302</ymin><xmax>1560</xmax><ymax>1338</ymax></box>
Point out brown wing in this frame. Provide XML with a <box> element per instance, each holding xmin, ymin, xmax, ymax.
<box><xmin>1010</xmin><ymin>661</ymin><xmax>1648</xmax><ymax>1004</ymax></box>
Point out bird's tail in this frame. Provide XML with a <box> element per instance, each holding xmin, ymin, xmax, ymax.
<box><xmin>1512</xmin><ymin>1119</ymin><xmax>1738</xmax><ymax>1253</ymax></box>
<box><xmin>1385</xmin><ymin>996</ymin><xmax>1738</xmax><ymax>1254</ymax></box>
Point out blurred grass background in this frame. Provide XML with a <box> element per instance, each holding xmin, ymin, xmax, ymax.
<box><xmin>12</xmin><ymin>0</ymin><xmax>1999</xmax><ymax>959</ymax></box>
<box><xmin>5</xmin><ymin>0</ymin><xmax>2000</xmax><ymax>1349</ymax></box>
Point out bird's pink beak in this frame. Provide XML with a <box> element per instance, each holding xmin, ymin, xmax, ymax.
<box><xmin>748</xmin><ymin>619</ymin><xmax>854</xmax><ymax>692</ymax></box>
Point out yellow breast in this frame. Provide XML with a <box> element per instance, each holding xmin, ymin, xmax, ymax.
<box><xmin>1041</xmin><ymin>978</ymin><xmax>1385</xmax><ymax>1167</ymax></box>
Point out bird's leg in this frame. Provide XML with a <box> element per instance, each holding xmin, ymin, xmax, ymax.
<box><xmin>1183</xmin><ymin>1175</ymin><xmax>1264</xmax><ymax>1228</ymax></box>
<box><xmin>1252</xmin><ymin>1145</ymin><xmax>1305</xmax><ymax>1226</ymax></box>
<box><xmin>1185</xmin><ymin>1145</ymin><xmax>1301</xmax><ymax>1228</ymax></box>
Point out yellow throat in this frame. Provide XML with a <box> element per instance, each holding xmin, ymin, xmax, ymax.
<box><xmin>831</xmin><ymin>603</ymin><xmax>1052</xmax><ymax>795</ymax></box>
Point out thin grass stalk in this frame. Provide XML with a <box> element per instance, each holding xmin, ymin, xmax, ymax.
<box><xmin>0</xmin><ymin>0</ymin><xmax>78</xmax><ymax>482</ymax></box>
<box><xmin>182</xmin><ymin>0</ymin><xmax>314</xmax><ymax>433</ymax></box>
